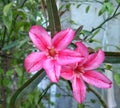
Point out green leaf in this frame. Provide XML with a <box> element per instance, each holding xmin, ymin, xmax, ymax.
<box><xmin>2</xmin><ymin>41</ymin><xmax>18</xmax><ymax>50</ymax></box>
<box><xmin>90</xmin><ymin>99</ymin><xmax>96</xmax><ymax>104</ymax></box>
<box><xmin>76</xmin><ymin>4</ymin><xmax>81</xmax><ymax>8</ymax></box>
<box><xmin>3</xmin><ymin>7</ymin><xmax>13</xmax><ymax>31</ymax></box>
<box><xmin>3</xmin><ymin>78</ymin><xmax>10</xmax><ymax>85</ymax></box>
<box><xmin>9</xmin><ymin>69</ymin><xmax>46</xmax><ymax>108</ymax></box>
<box><xmin>3</xmin><ymin>2</ymin><xmax>13</xmax><ymax>16</ymax></box>
<box><xmin>104</xmin><ymin>63</ymin><xmax>112</xmax><ymax>70</ymax></box>
<box><xmin>81</xmin><ymin>30</ymin><xmax>92</xmax><ymax>36</ymax></box>
<box><xmin>105</xmin><ymin>2</ymin><xmax>114</xmax><ymax>16</ymax></box>
<box><xmin>98</xmin><ymin>2</ymin><xmax>114</xmax><ymax>16</ymax></box>
<box><xmin>46</xmin><ymin>0</ymin><xmax>61</xmax><ymax>36</ymax></box>
<box><xmin>77</xmin><ymin>104</ymin><xmax>85</xmax><ymax>108</ymax></box>
<box><xmin>75</xmin><ymin>25</ymin><xmax>83</xmax><ymax>39</ymax></box>
<box><xmin>66</xmin><ymin>3</ymin><xmax>71</xmax><ymax>11</ymax></box>
<box><xmin>55</xmin><ymin>93</ymin><xmax>61</xmax><ymax>97</ymax></box>
<box><xmin>92</xmin><ymin>29</ymin><xmax>100</xmax><ymax>37</ymax></box>
<box><xmin>116</xmin><ymin>0</ymin><xmax>120</xmax><ymax>4</ymax></box>
<box><xmin>98</xmin><ymin>6</ymin><xmax>106</xmax><ymax>16</ymax></box>
<box><xmin>69</xmin><ymin>19</ymin><xmax>77</xmax><ymax>25</ymax></box>
<box><xmin>0</xmin><ymin>69</ymin><xmax>4</xmax><ymax>74</ymax></box>
<box><xmin>85</xmin><ymin>5</ymin><xmax>90</xmax><ymax>13</ymax></box>
<box><xmin>6</xmin><ymin>70</ymin><xmax>14</xmax><ymax>76</ymax></box>
<box><xmin>114</xmin><ymin>73</ymin><xmax>120</xmax><ymax>87</ymax></box>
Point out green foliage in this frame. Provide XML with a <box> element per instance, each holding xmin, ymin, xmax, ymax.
<box><xmin>3</xmin><ymin>3</ymin><xmax>13</xmax><ymax>31</ymax></box>
<box><xmin>114</xmin><ymin>73</ymin><xmax>120</xmax><ymax>87</ymax></box>
<box><xmin>85</xmin><ymin>5</ymin><xmax>90</xmax><ymax>13</ymax></box>
<box><xmin>46</xmin><ymin>0</ymin><xmax>61</xmax><ymax>35</ymax></box>
<box><xmin>77</xmin><ymin>104</ymin><xmax>85</xmax><ymax>108</ymax></box>
<box><xmin>116</xmin><ymin>0</ymin><xmax>120</xmax><ymax>4</ymax></box>
<box><xmin>104</xmin><ymin>63</ymin><xmax>113</xmax><ymax>71</ymax></box>
<box><xmin>98</xmin><ymin>2</ymin><xmax>114</xmax><ymax>16</ymax></box>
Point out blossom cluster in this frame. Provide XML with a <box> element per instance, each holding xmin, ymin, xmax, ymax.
<box><xmin>24</xmin><ymin>25</ymin><xmax>112</xmax><ymax>103</ymax></box>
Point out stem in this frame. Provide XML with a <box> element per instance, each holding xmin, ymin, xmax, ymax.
<box><xmin>83</xmin><ymin>4</ymin><xmax>120</xmax><ymax>41</ymax></box>
<box><xmin>87</xmin><ymin>85</ymin><xmax>108</xmax><ymax>108</ymax></box>
<box><xmin>105</xmin><ymin>51</ymin><xmax>120</xmax><ymax>56</ymax></box>
<box><xmin>9</xmin><ymin>69</ymin><xmax>45</xmax><ymax>108</ymax></box>
<box><xmin>1</xmin><ymin>26</ymin><xmax>7</xmax><ymax>49</ymax></box>
<box><xmin>46</xmin><ymin>0</ymin><xmax>61</xmax><ymax>36</ymax></box>
<box><xmin>90</xmin><ymin>5</ymin><xmax>120</xmax><ymax>33</ymax></box>
<box><xmin>38</xmin><ymin>83</ymin><xmax>53</xmax><ymax>104</ymax></box>
<box><xmin>56</xmin><ymin>83</ymin><xmax>72</xmax><ymax>97</ymax></box>
<box><xmin>113</xmin><ymin>4</ymin><xmax>120</xmax><ymax>16</ymax></box>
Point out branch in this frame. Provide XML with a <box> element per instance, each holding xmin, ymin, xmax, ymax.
<box><xmin>104</xmin><ymin>52</ymin><xmax>120</xmax><ymax>63</ymax></box>
<box><xmin>1</xmin><ymin>26</ymin><xmax>7</xmax><ymax>48</ymax></box>
<box><xmin>38</xmin><ymin>83</ymin><xmax>53</xmax><ymax>104</ymax></box>
<box><xmin>90</xmin><ymin>4</ymin><xmax>120</xmax><ymax>33</ymax></box>
<box><xmin>87</xmin><ymin>85</ymin><xmax>108</xmax><ymax>108</ymax></box>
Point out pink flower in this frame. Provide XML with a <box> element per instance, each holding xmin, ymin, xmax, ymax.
<box><xmin>61</xmin><ymin>42</ymin><xmax>112</xmax><ymax>103</ymax></box>
<box><xmin>24</xmin><ymin>25</ymin><xmax>83</xmax><ymax>82</ymax></box>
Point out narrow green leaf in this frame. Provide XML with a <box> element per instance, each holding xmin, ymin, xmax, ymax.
<box><xmin>66</xmin><ymin>3</ymin><xmax>71</xmax><ymax>11</ymax></box>
<box><xmin>9</xmin><ymin>69</ymin><xmax>46</xmax><ymax>108</ymax></box>
<box><xmin>105</xmin><ymin>2</ymin><xmax>114</xmax><ymax>16</ymax></box>
<box><xmin>3</xmin><ymin>9</ymin><xmax>13</xmax><ymax>31</ymax></box>
<box><xmin>76</xmin><ymin>4</ymin><xmax>81</xmax><ymax>8</ymax></box>
<box><xmin>85</xmin><ymin>5</ymin><xmax>90</xmax><ymax>13</ymax></box>
<box><xmin>3</xmin><ymin>2</ymin><xmax>13</xmax><ymax>16</ymax></box>
<box><xmin>46</xmin><ymin>0</ymin><xmax>61</xmax><ymax>36</ymax></box>
<box><xmin>98</xmin><ymin>7</ymin><xmax>106</xmax><ymax>16</ymax></box>
<box><xmin>116</xmin><ymin>0</ymin><xmax>120</xmax><ymax>4</ymax></box>
<box><xmin>74</xmin><ymin>25</ymin><xmax>83</xmax><ymax>39</ymax></box>
<box><xmin>92</xmin><ymin>29</ymin><xmax>100</xmax><ymax>37</ymax></box>
<box><xmin>98</xmin><ymin>2</ymin><xmax>114</xmax><ymax>16</ymax></box>
<box><xmin>2</xmin><ymin>41</ymin><xmax>18</xmax><ymax>50</ymax></box>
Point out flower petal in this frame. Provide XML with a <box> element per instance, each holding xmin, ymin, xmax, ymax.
<box><xmin>82</xmin><ymin>70</ymin><xmax>112</xmax><ymax>88</ymax></box>
<box><xmin>24</xmin><ymin>52</ymin><xmax>47</xmax><ymax>72</ymax></box>
<box><xmin>84</xmin><ymin>49</ymin><xmax>105</xmax><ymax>70</ymax></box>
<box><xmin>43</xmin><ymin>59</ymin><xmax>61</xmax><ymax>82</ymax></box>
<box><xmin>61</xmin><ymin>65</ymin><xmax>74</xmax><ymax>80</ymax></box>
<box><xmin>52</xmin><ymin>28</ymin><xmax>75</xmax><ymax>50</ymax></box>
<box><xmin>29</xmin><ymin>25</ymin><xmax>51</xmax><ymax>50</ymax></box>
<box><xmin>57</xmin><ymin>49</ymin><xmax>84</xmax><ymax>65</ymax></box>
<box><xmin>72</xmin><ymin>77</ymin><xmax>86</xmax><ymax>103</ymax></box>
<box><xmin>75</xmin><ymin>42</ymin><xmax>89</xmax><ymax>57</ymax></box>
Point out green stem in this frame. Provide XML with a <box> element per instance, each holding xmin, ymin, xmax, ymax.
<box><xmin>104</xmin><ymin>52</ymin><xmax>120</xmax><ymax>63</ymax></box>
<box><xmin>38</xmin><ymin>83</ymin><xmax>53</xmax><ymax>104</ymax></box>
<box><xmin>1</xmin><ymin>26</ymin><xmax>7</xmax><ymax>49</ymax></box>
<box><xmin>9</xmin><ymin>69</ymin><xmax>45</xmax><ymax>108</ymax></box>
<box><xmin>90</xmin><ymin>7</ymin><xmax>120</xmax><ymax>33</ymax></box>
<box><xmin>87</xmin><ymin>85</ymin><xmax>108</xmax><ymax>108</ymax></box>
<box><xmin>46</xmin><ymin>0</ymin><xmax>61</xmax><ymax>36</ymax></box>
<box><xmin>83</xmin><ymin>4</ymin><xmax>120</xmax><ymax>40</ymax></box>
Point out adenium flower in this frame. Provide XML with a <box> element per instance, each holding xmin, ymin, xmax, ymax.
<box><xmin>61</xmin><ymin>42</ymin><xmax>112</xmax><ymax>103</ymax></box>
<box><xmin>24</xmin><ymin>25</ymin><xmax>83</xmax><ymax>82</ymax></box>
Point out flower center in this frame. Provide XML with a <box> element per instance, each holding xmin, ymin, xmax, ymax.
<box><xmin>48</xmin><ymin>47</ymin><xmax>57</xmax><ymax>58</ymax></box>
<box><xmin>74</xmin><ymin>66</ymin><xmax>84</xmax><ymax>74</ymax></box>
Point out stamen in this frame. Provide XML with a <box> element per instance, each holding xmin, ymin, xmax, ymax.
<box><xmin>47</xmin><ymin>47</ymin><xmax>57</xmax><ymax>58</ymax></box>
<box><xmin>74</xmin><ymin>66</ymin><xmax>84</xmax><ymax>74</ymax></box>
